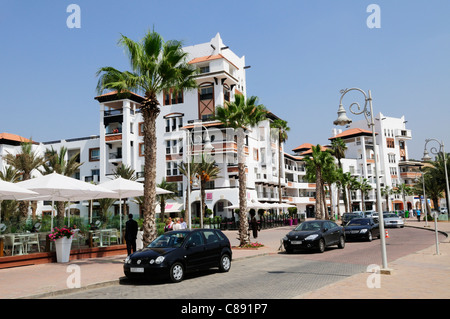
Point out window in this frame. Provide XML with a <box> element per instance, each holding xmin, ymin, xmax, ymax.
<box><xmin>186</xmin><ymin>232</ymin><xmax>204</xmax><ymax>247</ymax></box>
<box><xmin>139</xmin><ymin>143</ymin><xmax>145</xmax><ymax>157</ymax></box>
<box><xmin>199</xmin><ymin>65</ymin><xmax>210</xmax><ymax>74</ymax></box>
<box><xmin>224</xmin><ymin>85</ymin><xmax>230</xmax><ymax>102</ymax></box>
<box><xmin>89</xmin><ymin>148</ymin><xmax>100</xmax><ymax>161</ymax></box>
<box><xmin>386</xmin><ymin>138</ymin><xmax>395</xmax><ymax>148</ymax></box>
<box><xmin>163</xmin><ymin>89</ymin><xmax>184</xmax><ymax>106</ymax></box>
<box><xmin>166</xmin><ymin>161</ymin><xmax>179</xmax><ymax>176</ymax></box>
<box><xmin>199</xmin><ymin>86</ymin><xmax>214</xmax><ymax>100</ymax></box>
<box><xmin>165</xmin><ymin>116</ymin><xmax>184</xmax><ymax>133</ymax></box>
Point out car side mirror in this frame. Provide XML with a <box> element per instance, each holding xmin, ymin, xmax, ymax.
<box><xmin>323</xmin><ymin>227</ymin><xmax>328</xmax><ymax>232</ymax></box>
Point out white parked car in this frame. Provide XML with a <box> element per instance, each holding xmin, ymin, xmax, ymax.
<box><xmin>439</xmin><ymin>207</ymin><xmax>448</xmax><ymax>214</ymax></box>
<box><xmin>383</xmin><ymin>213</ymin><xmax>404</xmax><ymax>228</ymax></box>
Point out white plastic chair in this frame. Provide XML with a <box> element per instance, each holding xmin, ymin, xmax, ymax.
<box><xmin>26</xmin><ymin>233</ymin><xmax>40</xmax><ymax>253</ymax></box>
<box><xmin>4</xmin><ymin>234</ymin><xmax>24</xmax><ymax>256</ymax></box>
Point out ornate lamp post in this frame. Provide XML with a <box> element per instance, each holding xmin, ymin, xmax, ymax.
<box><xmin>334</xmin><ymin>88</ymin><xmax>389</xmax><ymax>273</ymax></box>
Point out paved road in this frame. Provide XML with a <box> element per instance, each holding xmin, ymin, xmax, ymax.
<box><xmin>54</xmin><ymin>227</ymin><xmax>442</xmax><ymax>299</ymax></box>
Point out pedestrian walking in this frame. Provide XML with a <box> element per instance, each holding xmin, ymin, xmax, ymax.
<box><xmin>125</xmin><ymin>213</ymin><xmax>138</xmax><ymax>256</ymax></box>
<box><xmin>417</xmin><ymin>209</ymin><xmax>421</xmax><ymax>222</ymax></box>
<box><xmin>172</xmin><ymin>218</ymin><xmax>182</xmax><ymax>230</ymax></box>
<box><xmin>180</xmin><ymin>217</ymin><xmax>187</xmax><ymax>229</ymax></box>
<box><xmin>164</xmin><ymin>219</ymin><xmax>172</xmax><ymax>232</ymax></box>
<box><xmin>250</xmin><ymin>214</ymin><xmax>260</xmax><ymax>239</ymax></box>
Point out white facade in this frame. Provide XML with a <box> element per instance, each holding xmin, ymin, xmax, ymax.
<box><xmin>0</xmin><ymin>34</ymin><xmax>421</xmax><ymax>222</ymax></box>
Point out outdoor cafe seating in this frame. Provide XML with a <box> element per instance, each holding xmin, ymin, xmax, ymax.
<box><xmin>89</xmin><ymin>228</ymin><xmax>121</xmax><ymax>247</ymax></box>
<box><xmin>3</xmin><ymin>233</ymin><xmax>41</xmax><ymax>256</ymax></box>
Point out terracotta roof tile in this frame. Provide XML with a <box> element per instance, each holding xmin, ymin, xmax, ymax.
<box><xmin>329</xmin><ymin>128</ymin><xmax>376</xmax><ymax>140</ymax></box>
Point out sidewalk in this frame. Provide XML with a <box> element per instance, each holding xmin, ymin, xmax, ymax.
<box><xmin>0</xmin><ymin>220</ymin><xmax>448</xmax><ymax>299</ymax></box>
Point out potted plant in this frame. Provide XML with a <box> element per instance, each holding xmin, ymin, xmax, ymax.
<box><xmin>49</xmin><ymin>226</ymin><xmax>75</xmax><ymax>263</ymax></box>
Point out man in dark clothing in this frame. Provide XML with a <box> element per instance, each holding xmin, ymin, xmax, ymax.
<box><xmin>125</xmin><ymin>214</ymin><xmax>138</xmax><ymax>255</ymax></box>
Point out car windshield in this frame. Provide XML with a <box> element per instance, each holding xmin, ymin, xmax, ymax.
<box><xmin>383</xmin><ymin>213</ymin><xmax>398</xmax><ymax>218</ymax></box>
<box><xmin>147</xmin><ymin>232</ymin><xmax>187</xmax><ymax>248</ymax></box>
<box><xmin>347</xmin><ymin>219</ymin><xmax>370</xmax><ymax>226</ymax></box>
<box><xmin>295</xmin><ymin>222</ymin><xmax>322</xmax><ymax>231</ymax></box>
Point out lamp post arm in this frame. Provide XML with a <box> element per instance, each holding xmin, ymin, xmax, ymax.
<box><xmin>339</xmin><ymin>88</ymin><xmax>372</xmax><ymax>127</ymax></box>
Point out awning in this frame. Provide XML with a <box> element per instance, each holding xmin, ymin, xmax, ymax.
<box><xmin>156</xmin><ymin>202</ymin><xmax>184</xmax><ymax>213</ymax></box>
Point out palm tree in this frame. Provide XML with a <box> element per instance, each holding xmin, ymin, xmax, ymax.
<box><xmin>413</xmin><ymin>172</ymin><xmax>443</xmax><ymax>218</ymax></box>
<box><xmin>96</xmin><ymin>30</ymin><xmax>198</xmax><ymax>246</ymax></box>
<box><xmin>330</xmin><ymin>138</ymin><xmax>348</xmax><ymax>213</ymax></box>
<box><xmin>193</xmin><ymin>155</ymin><xmax>221</xmax><ymax>228</ymax></box>
<box><xmin>395</xmin><ymin>183</ymin><xmax>413</xmax><ymax>211</ymax></box>
<box><xmin>304</xmin><ymin>145</ymin><xmax>334</xmax><ymax>219</ymax></box>
<box><xmin>322</xmin><ymin>163</ymin><xmax>339</xmax><ymax>220</ymax></box>
<box><xmin>214</xmin><ymin>93</ymin><xmax>267</xmax><ymax>246</ymax></box>
<box><xmin>424</xmin><ymin>152</ymin><xmax>450</xmax><ymax>210</ymax></box>
<box><xmin>41</xmin><ymin>146</ymin><xmax>83</xmax><ymax>225</ymax></box>
<box><xmin>270</xmin><ymin>119</ymin><xmax>290</xmax><ymax>206</ymax></box>
<box><xmin>178</xmin><ymin>160</ymin><xmax>199</xmax><ymax>228</ymax></box>
<box><xmin>359</xmin><ymin>178</ymin><xmax>372</xmax><ymax>211</ymax></box>
<box><xmin>156</xmin><ymin>178</ymin><xmax>178</xmax><ymax>218</ymax></box>
<box><xmin>347</xmin><ymin>175</ymin><xmax>360</xmax><ymax>211</ymax></box>
<box><xmin>381</xmin><ymin>186</ymin><xmax>392</xmax><ymax>211</ymax></box>
<box><xmin>0</xmin><ymin>167</ymin><xmax>20</xmax><ymax>223</ymax></box>
<box><xmin>4</xmin><ymin>141</ymin><xmax>44</xmax><ymax>218</ymax></box>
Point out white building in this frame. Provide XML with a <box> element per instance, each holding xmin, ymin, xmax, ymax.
<box><xmin>0</xmin><ymin>33</ymin><xmax>293</xmax><ymax>222</ymax></box>
<box><xmin>0</xmin><ymin>34</ymin><xmax>422</xmax><ymax>223</ymax></box>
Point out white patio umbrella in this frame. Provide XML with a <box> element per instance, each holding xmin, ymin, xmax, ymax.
<box><xmin>99</xmin><ymin>177</ymin><xmax>173</xmax><ymax>240</ymax></box>
<box><xmin>0</xmin><ymin>179</ymin><xmax>39</xmax><ymax>223</ymax></box>
<box><xmin>17</xmin><ymin>172</ymin><xmax>117</xmax><ymax>229</ymax></box>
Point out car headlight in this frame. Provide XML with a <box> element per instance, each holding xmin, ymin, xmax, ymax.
<box><xmin>124</xmin><ymin>256</ymin><xmax>131</xmax><ymax>264</ymax></box>
<box><xmin>155</xmin><ymin>256</ymin><xmax>165</xmax><ymax>264</ymax></box>
<box><xmin>282</xmin><ymin>236</ymin><xmax>288</xmax><ymax>241</ymax></box>
<box><xmin>360</xmin><ymin>229</ymin><xmax>368</xmax><ymax>233</ymax></box>
<box><xmin>305</xmin><ymin>234</ymin><xmax>319</xmax><ymax>241</ymax></box>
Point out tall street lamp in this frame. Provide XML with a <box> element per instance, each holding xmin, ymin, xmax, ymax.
<box><xmin>423</xmin><ymin>138</ymin><xmax>450</xmax><ymax>216</ymax></box>
<box><xmin>184</xmin><ymin>124</ymin><xmax>214</xmax><ymax>230</ymax></box>
<box><xmin>334</xmin><ymin>88</ymin><xmax>390</xmax><ymax>273</ymax></box>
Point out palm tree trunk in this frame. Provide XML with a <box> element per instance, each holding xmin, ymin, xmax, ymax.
<box><xmin>315</xmin><ymin>168</ymin><xmax>323</xmax><ymax>219</ymax></box>
<box><xmin>201</xmin><ymin>180</ymin><xmax>205</xmax><ymax>228</ymax></box>
<box><xmin>278</xmin><ymin>138</ymin><xmax>282</xmax><ymax>205</ymax></box>
<box><xmin>141</xmin><ymin>94</ymin><xmax>160</xmax><ymax>246</ymax></box>
<box><xmin>237</xmin><ymin>129</ymin><xmax>249</xmax><ymax>246</ymax></box>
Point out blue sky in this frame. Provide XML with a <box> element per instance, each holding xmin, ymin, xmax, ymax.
<box><xmin>1</xmin><ymin>0</ymin><xmax>449</xmax><ymax>160</ymax></box>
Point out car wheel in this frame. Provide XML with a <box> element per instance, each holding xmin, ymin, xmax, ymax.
<box><xmin>219</xmin><ymin>254</ymin><xmax>231</xmax><ymax>272</ymax></box>
<box><xmin>169</xmin><ymin>262</ymin><xmax>184</xmax><ymax>283</ymax></box>
<box><xmin>367</xmin><ymin>231</ymin><xmax>373</xmax><ymax>242</ymax></box>
<box><xmin>337</xmin><ymin>235</ymin><xmax>345</xmax><ymax>249</ymax></box>
<box><xmin>318</xmin><ymin>239</ymin><xmax>325</xmax><ymax>253</ymax></box>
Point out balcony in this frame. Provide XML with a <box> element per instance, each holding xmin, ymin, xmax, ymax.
<box><xmin>395</xmin><ymin>129</ymin><xmax>412</xmax><ymax>140</ymax></box>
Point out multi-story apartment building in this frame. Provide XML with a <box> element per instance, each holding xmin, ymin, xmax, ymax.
<box><xmin>0</xmin><ymin>34</ymin><xmax>422</xmax><ymax>222</ymax></box>
<box><xmin>0</xmin><ymin>33</ymin><xmax>293</xmax><ymax>221</ymax></box>
<box><xmin>285</xmin><ymin>112</ymin><xmax>421</xmax><ymax>217</ymax></box>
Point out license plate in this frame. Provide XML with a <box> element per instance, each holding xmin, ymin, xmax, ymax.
<box><xmin>291</xmin><ymin>240</ymin><xmax>302</xmax><ymax>245</ymax></box>
<box><xmin>130</xmin><ymin>267</ymin><xmax>144</xmax><ymax>273</ymax></box>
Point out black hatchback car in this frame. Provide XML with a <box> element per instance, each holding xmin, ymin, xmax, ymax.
<box><xmin>124</xmin><ymin>229</ymin><xmax>232</xmax><ymax>283</ymax></box>
<box><xmin>344</xmin><ymin>218</ymin><xmax>380</xmax><ymax>241</ymax></box>
<box><xmin>282</xmin><ymin>220</ymin><xmax>345</xmax><ymax>253</ymax></box>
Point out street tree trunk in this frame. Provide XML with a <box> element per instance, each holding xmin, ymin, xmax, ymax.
<box><xmin>237</xmin><ymin>128</ymin><xmax>249</xmax><ymax>246</ymax></box>
<box><xmin>141</xmin><ymin>93</ymin><xmax>160</xmax><ymax>247</ymax></box>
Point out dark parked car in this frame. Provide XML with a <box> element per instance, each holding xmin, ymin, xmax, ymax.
<box><xmin>282</xmin><ymin>220</ymin><xmax>345</xmax><ymax>253</ymax></box>
<box><xmin>124</xmin><ymin>229</ymin><xmax>232</xmax><ymax>283</ymax></box>
<box><xmin>344</xmin><ymin>218</ymin><xmax>380</xmax><ymax>241</ymax></box>
<box><xmin>341</xmin><ymin>213</ymin><xmax>363</xmax><ymax>225</ymax></box>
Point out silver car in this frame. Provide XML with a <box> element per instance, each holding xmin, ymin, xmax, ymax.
<box><xmin>383</xmin><ymin>213</ymin><xmax>404</xmax><ymax>228</ymax></box>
